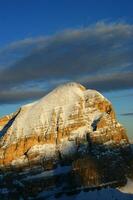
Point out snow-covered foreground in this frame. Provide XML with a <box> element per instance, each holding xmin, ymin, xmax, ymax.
<box><xmin>1</xmin><ymin>185</ymin><xmax>133</xmax><ymax>200</ymax></box>
<box><xmin>35</xmin><ymin>179</ymin><xmax>133</xmax><ymax>200</ymax></box>
<box><xmin>38</xmin><ymin>189</ymin><xmax>133</xmax><ymax>200</ymax></box>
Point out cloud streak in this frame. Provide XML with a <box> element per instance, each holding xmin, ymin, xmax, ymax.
<box><xmin>120</xmin><ymin>112</ymin><xmax>133</xmax><ymax>116</ymax></box>
<box><xmin>80</xmin><ymin>72</ymin><xmax>133</xmax><ymax>92</ymax></box>
<box><xmin>0</xmin><ymin>21</ymin><xmax>133</xmax><ymax>104</ymax></box>
<box><xmin>0</xmin><ymin>90</ymin><xmax>45</xmax><ymax>104</ymax></box>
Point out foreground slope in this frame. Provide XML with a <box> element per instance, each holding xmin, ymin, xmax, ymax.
<box><xmin>0</xmin><ymin>82</ymin><xmax>132</xmax><ymax>199</ymax></box>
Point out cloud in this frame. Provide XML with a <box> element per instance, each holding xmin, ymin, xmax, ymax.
<box><xmin>120</xmin><ymin>112</ymin><xmax>133</xmax><ymax>116</ymax></box>
<box><xmin>0</xmin><ymin>90</ymin><xmax>46</xmax><ymax>104</ymax></box>
<box><xmin>0</xmin><ymin>21</ymin><xmax>133</xmax><ymax>104</ymax></box>
<box><xmin>80</xmin><ymin>72</ymin><xmax>133</xmax><ymax>92</ymax></box>
<box><xmin>0</xmin><ymin>72</ymin><xmax>132</xmax><ymax>104</ymax></box>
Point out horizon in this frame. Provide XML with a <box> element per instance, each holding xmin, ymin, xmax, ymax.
<box><xmin>0</xmin><ymin>0</ymin><xmax>133</xmax><ymax>139</ymax></box>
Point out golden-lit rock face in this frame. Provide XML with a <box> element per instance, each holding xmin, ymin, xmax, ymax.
<box><xmin>0</xmin><ymin>114</ymin><xmax>13</xmax><ymax>131</ymax></box>
<box><xmin>0</xmin><ymin>82</ymin><xmax>129</xmax><ymax>168</ymax></box>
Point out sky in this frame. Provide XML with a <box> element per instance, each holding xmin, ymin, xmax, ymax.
<box><xmin>0</xmin><ymin>0</ymin><xmax>133</xmax><ymax>138</ymax></box>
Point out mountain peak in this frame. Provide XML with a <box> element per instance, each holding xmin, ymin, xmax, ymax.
<box><xmin>51</xmin><ymin>82</ymin><xmax>86</xmax><ymax>91</ymax></box>
<box><xmin>0</xmin><ymin>82</ymin><xmax>132</xmax><ymax>199</ymax></box>
<box><xmin>0</xmin><ymin>82</ymin><xmax>128</xmax><ymax>166</ymax></box>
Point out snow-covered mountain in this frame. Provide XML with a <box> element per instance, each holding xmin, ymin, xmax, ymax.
<box><xmin>0</xmin><ymin>82</ymin><xmax>133</xmax><ymax>199</ymax></box>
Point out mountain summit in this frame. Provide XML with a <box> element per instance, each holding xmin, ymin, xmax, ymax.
<box><xmin>0</xmin><ymin>82</ymin><xmax>132</xmax><ymax>199</ymax></box>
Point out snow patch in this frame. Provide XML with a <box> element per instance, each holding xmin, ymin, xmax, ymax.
<box><xmin>28</xmin><ymin>144</ymin><xmax>56</xmax><ymax>158</ymax></box>
<box><xmin>11</xmin><ymin>155</ymin><xmax>28</xmax><ymax>166</ymax></box>
<box><xmin>119</xmin><ymin>179</ymin><xmax>133</xmax><ymax>194</ymax></box>
<box><xmin>22</xmin><ymin>165</ymin><xmax>71</xmax><ymax>181</ymax></box>
<box><xmin>59</xmin><ymin>139</ymin><xmax>77</xmax><ymax>157</ymax></box>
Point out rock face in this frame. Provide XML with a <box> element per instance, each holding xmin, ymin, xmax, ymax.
<box><xmin>0</xmin><ymin>82</ymin><xmax>132</xmax><ymax>199</ymax></box>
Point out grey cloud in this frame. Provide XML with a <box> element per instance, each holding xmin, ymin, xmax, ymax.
<box><xmin>80</xmin><ymin>72</ymin><xmax>133</xmax><ymax>92</ymax></box>
<box><xmin>0</xmin><ymin>37</ymin><xmax>48</xmax><ymax>70</ymax></box>
<box><xmin>0</xmin><ymin>22</ymin><xmax>133</xmax><ymax>104</ymax></box>
<box><xmin>0</xmin><ymin>36</ymin><xmax>48</xmax><ymax>58</ymax></box>
<box><xmin>0</xmin><ymin>90</ymin><xmax>46</xmax><ymax>104</ymax></box>
<box><xmin>1</xmin><ymin>71</ymin><xmax>132</xmax><ymax>105</ymax></box>
<box><xmin>120</xmin><ymin>112</ymin><xmax>133</xmax><ymax>116</ymax></box>
<box><xmin>0</xmin><ymin>22</ymin><xmax>133</xmax><ymax>87</ymax></box>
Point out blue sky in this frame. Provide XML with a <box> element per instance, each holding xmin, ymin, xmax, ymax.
<box><xmin>0</xmin><ymin>0</ymin><xmax>133</xmax><ymax>138</ymax></box>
